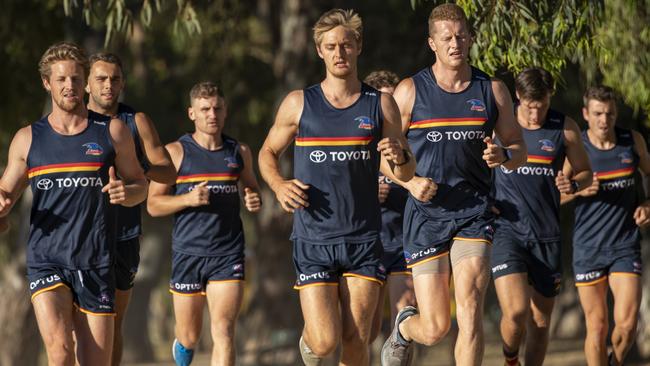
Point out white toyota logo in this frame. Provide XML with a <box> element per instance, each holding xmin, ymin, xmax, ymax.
<box><xmin>309</xmin><ymin>150</ymin><xmax>327</xmax><ymax>163</ymax></box>
<box><xmin>37</xmin><ymin>178</ymin><xmax>54</xmax><ymax>190</ymax></box>
<box><xmin>426</xmin><ymin>131</ymin><xmax>442</xmax><ymax>142</ymax></box>
<box><xmin>500</xmin><ymin>165</ymin><xmax>513</xmax><ymax>174</ymax></box>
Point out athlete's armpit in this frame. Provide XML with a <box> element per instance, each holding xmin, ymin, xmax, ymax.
<box><xmin>563</xmin><ymin>117</ymin><xmax>592</xmax><ymax>191</ymax></box>
<box><xmin>392</xmin><ymin>77</ymin><xmax>416</xmax><ymax>135</ymax></box>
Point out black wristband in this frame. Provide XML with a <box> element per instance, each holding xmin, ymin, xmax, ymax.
<box><xmin>395</xmin><ymin>149</ymin><xmax>410</xmax><ymax>166</ymax></box>
<box><xmin>500</xmin><ymin>147</ymin><xmax>511</xmax><ymax>165</ymax></box>
<box><xmin>570</xmin><ymin>180</ymin><xmax>580</xmax><ymax>194</ymax></box>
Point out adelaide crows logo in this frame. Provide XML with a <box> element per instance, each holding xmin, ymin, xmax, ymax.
<box><xmin>83</xmin><ymin>142</ymin><xmax>103</xmax><ymax>156</ymax></box>
<box><xmin>539</xmin><ymin>139</ymin><xmax>555</xmax><ymax>152</ymax></box>
<box><xmin>619</xmin><ymin>151</ymin><xmax>634</xmax><ymax>164</ymax></box>
<box><xmin>224</xmin><ymin>156</ymin><xmax>239</xmax><ymax>169</ymax></box>
<box><xmin>466</xmin><ymin>99</ymin><xmax>486</xmax><ymax>112</ymax></box>
<box><xmin>355</xmin><ymin>116</ymin><xmax>374</xmax><ymax>130</ymax></box>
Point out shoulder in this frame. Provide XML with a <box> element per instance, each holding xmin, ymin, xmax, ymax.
<box><xmin>165</xmin><ymin>141</ymin><xmax>183</xmax><ymax>156</ymax></box>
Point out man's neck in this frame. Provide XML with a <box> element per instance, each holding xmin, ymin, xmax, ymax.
<box><xmin>431</xmin><ymin>62</ymin><xmax>472</xmax><ymax>93</ymax></box>
<box><xmin>88</xmin><ymin>100</ymin><xmax>119</xmax><ymax>116</ymax></box>
<box><xmin>587</xmin><ymin>128</ymin><xmax>616</xmax><ymax>150</ymax></box>
<box><xmin>48</xmin><ymin>104</ymin><xmax>89</xmax><ymax>135</ymax></box>
<box><xmin>192</xmin><ymin>131</ymin><xmax>223</xmax><ymax>151</ymax></box>
<box><xmin>321</xmin><ymin>73</ymin><xmax>361</xmax><ymax>108</ymax></box>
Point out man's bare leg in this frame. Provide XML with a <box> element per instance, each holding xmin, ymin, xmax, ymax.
<box><xmin>339</xmin><ymin>276</ymin><xmax>381</xmax><ymax>366</ymax></box>
<box><xmin>205</xmin><ymin>281</ymin><xmax>244</xmax><ymax>366</ymax></box>
<box><xmin>33</xmin><ymin>286</ymin><xmax>76</xmax><ymax>366</ymax></box>
<box><xmin>609</xmin><ymin>274</ymin><xmax>641</xmax><ymax>366</ymax></box>
<box><xmin>112</xmin><ymin>288</ymin><xmax>132</xmax><ymax>366</ymax></box>
<box><xmin>525</xmin><ymin>291</ymin><xmax>555</xmax><ymax>366</ymax></box>
<box><xmin>494</xmin><ymin>273</ymin><xmax>530</xmax><ymax>365</ymax></box>
<box><xmin>577</xmin><ymin>281</ymin><xmax>609</xmax><ymax>365</ymax></box>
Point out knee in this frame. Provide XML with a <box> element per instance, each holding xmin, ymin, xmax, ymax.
<box><xmin>585</xmin><ymin>315</ymin><xmax>608</xmax><ymax>338</ymax></box>
<box><xmin>307</xmin><ymin>336</ymin><xmax>338</xmax><ymax>358</ymax></box>
<box><xmin>502</xmin><ymin>307</ymin><xmax>529</xmax><ymax>329</ymax></box>
<box><xmin>210</xmin><ymin>318</ymin><xmax>236</xmax><ymax>341</ymax></box>
<box><xmin>176</xmin><ymin>328</ymin><xmax>201</xmax><ymax>350</ymax></box>
<box><xmin>615</xmin><ymin>317</ymin><xmax>638</xmax><ymax>338</ymax></box>
<box><xmin>419</xmin><ymin>317</ymin><xmax>451</xmax><ymax>346</ymax></box>
<box><xmin>43</xmin><ymin>337</ymin><xmax>75</xmax><ymax>365</ymax></box>
<box><xmin>456</xmin><ymin>298</ymin><xmax>483</xmax><ymax>330</ymax></box>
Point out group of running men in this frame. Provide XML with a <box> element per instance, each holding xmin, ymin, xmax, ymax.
<box><xmin>0</xmin><ymin>3</ymin><xmax>648</xmax><ymax>366</ymax></box>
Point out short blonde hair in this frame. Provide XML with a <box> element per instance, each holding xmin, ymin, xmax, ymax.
<box><xmin>313</xmin><ymin>9</ymin><xmax>362</xmax><ymax>47</ymax></box>
<box><xmin>428</xmin><ymin>3</ymin><xmax>470</xmax><ymax>37</ymax></box>
<box><xmin>38</xmin><ymin>42</ymin><xmax>88</xmax><ymax>81</ymax></box>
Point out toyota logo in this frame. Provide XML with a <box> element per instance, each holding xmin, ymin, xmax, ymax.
<box><xmin>499</xmin><ymin>165</ymin><xmax>513</xmax><ymax>174</ymax></box>
<box><xmin>309</xmin><ymin>150</ymin><xmax>327</xmax><ymax>163</ymax></box>
<box><xmin>36</xmin><ymin>178</ymin><xmax>54</xmax><ymax>190</ymax></box>
<box><xmin>426</xmin><ymin>131</ymin><xmax>442</xmax><ymax>142</ymax></box>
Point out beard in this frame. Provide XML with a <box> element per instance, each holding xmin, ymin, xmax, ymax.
<box><xmin>53</xmin><ymin>94</ymin><xmax>82</xmax><ymax>113</ymax></box>
<box><xmin>90</xmin><ymin>93</ymin><xmax>117</xmax><ymax>112</ymax></box>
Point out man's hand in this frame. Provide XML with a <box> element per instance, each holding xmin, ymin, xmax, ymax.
<box><xmin>555</xmin><ymin>171</ymin><xmax>573</xmax><ymax>194</ymax></box>
<box><xmin>577</xmin><ymin>173</ymin><xmax>599</xmax><ymax>197</ymax></box>
<box><xmin>102</xmin><ymin>167</ymin><xmax>127</xmax><ymax>205</ymax></box>
<box><xmin>406</xmin><ymin>176</ymin><xmax>437</xmax><ymax>202</ymax></box>
<box><xmin>273</xmin><ymin>179</ymin><xmax>309</xmax><ymax>213</ymax></box>
<box><xmin>243</xmin><ymin>187</ymin><xmax>262</xmax><ymax>212</ymax></box>
<box><xmin>483</xmin><ymin>137</ymin><xmax>507</xmax><ymax>168</ymax></box>
<box><xmin>378</xmin><ymin>176</ymin><xmax>390</xmax><ymax>203</ymax></box>
<box><xmin>184</xmin><ymin>181</ymin><xmax>210</xmax><ymax>207</ymax></box>
<box><xmin>0</xmin><ymin>190</ymin><xmax>11</xmax><ymax>217</ymax></box>
<box><xmin>378</xmin><ymin>137</ymin><xmax>406</xmax><ymax>165</ymax></box>
<box><xmin>634</xmin><ymin>201</ymin><xmax>650</xmax><ymax>227</ymax></box>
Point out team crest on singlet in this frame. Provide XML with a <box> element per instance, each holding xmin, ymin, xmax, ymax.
<box><xmin>224</xmin><ymin>156</ymin><xmax>239</xmax><ymax>168</ymax></box>
<box><xmin>466</xmin><ymin>99</ymin><xmax>486</xmax><ymax>112</ymax></box>
<box><xmin>355</xmin><ymin>116</ymin><xmax>375</xmax><ymax>130</ymax></box>
<box><xmin>619</xmin><ymin>151</ymin><xmax>634</xmax><ymax>164</ymax></box>
<box><xmin>539</xmin><ymin>139</ymin><xmax>555</xmax><ymax>152</ymax></box>
<box><xmin>83</xmin><ymin>142</ymin><xmax>103</xmax><ymax>156</ymax></box>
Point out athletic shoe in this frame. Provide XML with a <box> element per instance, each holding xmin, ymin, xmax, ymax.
<box><xmin>172</xmin><ymin>338</ymin><xmax>194</xmax><ymax>366</ymax></box>
<box><xmin>299</xmin><ymin>336</ymin><xmax>324</xmax><ymax>366</ymax></box>
<box><xmin>381</xmin><ymin>305</ymin><xmax>417</xmax><ymax>366</ymax></box>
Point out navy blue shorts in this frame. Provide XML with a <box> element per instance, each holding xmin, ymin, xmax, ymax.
<box><xmin>491</xmin><ymin>236</ymin><xmax>562</xmax><ymax>297</ymax></box>
<box><xmin>292</xmin><ymin>239</ymin><xmax>386</xmax><ymax>289</ymax></box>
<box><xmin>403</xmin><ymin>200</ymin><xmax>494</xmax><ymax>268</ymax></box>
<box><xmin>28</xmin><ymin>266</ymin><xmax>115</xmax><ymax>315</ymax></box>
<box><xmin>381</xmin><ymin>246</ymin><xmax>410</xmax><ymax>275</ymax></box>
<box><xmin>170</xmin><ymin>251</ymin><xmax>245</xmax><ymax>296</ymax></box>
<box><xmin>115</xmin><ymin>237</ymin><xmax>140</xmax><ymax>291</ymax></box>
<box><xmin>573</xmin><ymin>245</ymin><xmax>642</xmax><ymax>286</ymax></box>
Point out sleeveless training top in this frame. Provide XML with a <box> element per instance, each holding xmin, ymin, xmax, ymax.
<box><xmin>573</xmin><ymin>127</ymin><xmax>640</xmax><ymax>249</ymax></box>
<box><xmin>27</xmin><ymin>112</ymin><xmax>115</xmax><ymax>269</ymax></box>
<box><xmin>407</xmin><ymin>66</ymin><xmax>498</xmax><ymax>219</ymax></box>
<box><xmin>114</xmin><ymin>103</ymin><xmax>147</xmax><ymax>241</ymax></box>
<box><xmin>171</xmin><ymin>134</ymin><xmax>244</xmax><ymax>256</ymax></box>
<box><xmin>493</xmin><ymin>109</ymin><xmax>566</xmax><ymax>241</ymax></box>
<box><xmin>291</xmin><ymin>83</ymin><xmax>383</xmax><ymax>244</ymax></box>
<box><xmin>379</xmin><ymin>174</ymin><xmax>408</xmax><ymax>250</ymax></box>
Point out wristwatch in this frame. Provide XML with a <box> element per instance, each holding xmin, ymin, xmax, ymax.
<box><xmin>395</xmin><ymin>149</ymin><xmax>411</xmax><ymax>166</ymax></box>
<box><xmin>500</xmin><ymin>147</ymin><xmax>511</xmax><ymax>165</ymax></box>
<box><xmin>570</xmin><ymin>180</ymin><xmax>580</xmax><ymax>194</ymax></box>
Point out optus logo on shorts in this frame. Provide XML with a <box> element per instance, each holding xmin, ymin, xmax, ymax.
<box><xmin>298</xmin><ymin>271</ymin><xmax>330</xmax><ymax>283</ymax></box>
<box><xmin>29</xmin><ymin>274</ymin><xmax>61</xmax><ymax>290</ymax></box>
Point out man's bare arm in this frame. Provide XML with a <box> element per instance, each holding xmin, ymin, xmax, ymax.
<box><xmin>492</xmin><ymin>79</ymin><xmax>526</xmax><ymax>170</ymax></box>
<box><xmin>258</xmin><ymin>90</ymin><xmax>310</xmax><ymax>213</ymax></box>
<box><xmin>108</xmin><ymin>118</ymin><xmax>148</xmax><ymax>207</ymax></box>
<box><xmin>0</xmin><ymin>127</ymin><xmax>31</xmax><ymax>216</ymax></box>
<box><xmin>134</xmin><ymin>112</ymin><xmax>176</xmax><ymax>184</ymax></box>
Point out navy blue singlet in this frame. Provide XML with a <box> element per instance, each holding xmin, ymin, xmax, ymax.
<box><xmin>407</xmin><ymin>66</ymin><xmax>498</xmax><ymax>219</ymax></box>
<box><xmin>291</xmin><ymin>83</ymin><xmax>383</xmax><ymax>244</ymax></box>
<box><xmin>380</xmin><ymin>175</ymin><xmax>408</xmax><ymax>250</ymax></box>
<box><xmin>27</xmin><ymin>112</ymin><xmax>115</xmax><ymax>269</ymax></box>
<box><xmin>171</xmin><ymin>134</ymin><xmax>244</xmax><ymax>256</ymax></box>
<box><xmin>573</xmin><ymin>128</ymin><xmax>640</xmax><ymax>249</ymax></box>
<box><xmin>493</xmin><ymin>109</ymin><xmax>566</xmax><ymax>240</ymax></box>
<box><xmin>114</xmin><ymin>103</ymin><xmax>147</xmax><ymax>241</ymax></box>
